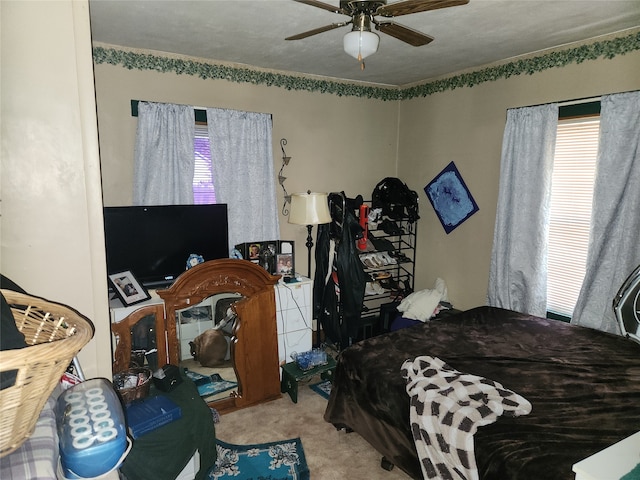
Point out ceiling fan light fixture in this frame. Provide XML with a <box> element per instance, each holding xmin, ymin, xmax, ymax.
<box><xmin>343</xmin><ymin>30</ymin><xmax>379</xmax><ymax>61</ymax></box>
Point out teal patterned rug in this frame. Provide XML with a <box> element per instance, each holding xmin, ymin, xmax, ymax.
<box><xmin>208</xmin><ymin>437</ymin><xmax>309</xmax><ymax>480</ymax></box>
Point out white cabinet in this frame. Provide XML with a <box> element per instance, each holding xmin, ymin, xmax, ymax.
<box><xmin>274</xmin><ymin>277</ymin><xmax>313</xmax><ymax>366</ymax></box>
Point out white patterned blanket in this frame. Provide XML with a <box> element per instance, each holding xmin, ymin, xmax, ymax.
<box><xmin>402</xmin><ymin>356</ymin><xmax>532</xmax><ymax>480</ymax></box>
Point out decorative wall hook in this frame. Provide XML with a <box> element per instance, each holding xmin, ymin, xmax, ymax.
<box><xmin>279</xmin><ymin>138</ymin><xmax>292</xmax><ymax>215</ymax></box>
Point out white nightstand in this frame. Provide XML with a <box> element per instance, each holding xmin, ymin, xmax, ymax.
<box><xmin>572</xmin><ymin>431</ymin><xmax>640</xmax><ymax>480</ymax></box>
<box><xmin>274</xmin><ymin>276</ymin><xmax>313</xmax><ymax>368</ymax></box>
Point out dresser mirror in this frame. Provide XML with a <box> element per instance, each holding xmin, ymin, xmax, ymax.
<box><xmin>157</xmin><ymin>258</ymin><xmax>282</xmax><ymax>414</ymax></box>
<box><xmin>111</xmin><ymin>259</ymin><xmax>281</xmax><ymax>414</ymax></box>
<box><xmin>176</xmin><ymin>292</ymin><xmax>243</xmax><ymax>403</ymax></box>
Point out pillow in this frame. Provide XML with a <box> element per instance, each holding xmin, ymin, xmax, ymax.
<box><xmin>397</xmin><ymin>289</ymin><xmax>442</xmax><ymax>322</ymax></box>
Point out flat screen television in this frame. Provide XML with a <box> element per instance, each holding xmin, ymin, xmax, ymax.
<box><xmin>103</xmin><ymin>204</ymin><xmax>229</xmax><ymax>288</ymax></box>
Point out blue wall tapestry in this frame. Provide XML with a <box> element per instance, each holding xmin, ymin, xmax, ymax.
<box><xmin>425</xmin><ymin>162</ymin><xmax>479</xmax><ymax>234</ymax></box>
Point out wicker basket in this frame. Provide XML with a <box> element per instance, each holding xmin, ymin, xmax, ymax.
<box><xmin>0</xmin><ymin>289</ymin><xmax>94</xmax><ymax>458</ymax></box>
<box><xmin>113</xmin><ymin>367</ymin><xmax>151</xmax><ymax>404</ymax></box>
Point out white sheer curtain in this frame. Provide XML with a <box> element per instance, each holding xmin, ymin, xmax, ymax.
<box><xmin>487</xmin><ymin>104</ymin><xmax>558</xmax><ymax>316</ymax></box>
<box><xmin>206</xmin><ymin>108</ymin><xmax>280</xmax><ymax>250</ymax></box>
<box><xmin>572</xmin><ymin>91</ymin><xmax>640</xmax><ymax>333</ymax></box>
<box><xmin>133</xmin><ymin>102</ymin><xmax>195</xmax><ymax>205</ymax></box>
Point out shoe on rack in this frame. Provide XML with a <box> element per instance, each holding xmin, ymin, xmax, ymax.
<box><xmin>368</xmin><ymin>208</ymin><xmax>383</xmax><ymax>230</ymax></box>
<box><xmin>380</xmin><ymin>219</ymin><xmax>404</xmax><ymax>236</ymax></box>
<box><xmin>389</xmin><ymin>251</ymin><xmax>411</xmax><ymax>263</ymax></box>
<box><xmin>365</xmin><ymin>282</ymin><xmax>385</xmax><ymax>295</ymax></box>
<box><xmin>361</xmin><ymin>255</ymin><xmax>377</xmax><ymax>269</ymax></box>
<box><xmin>377</xmin><ymin>252</ymin><xmax>397</xmax><ymax>265</ymax></box>
<box><xmin>379</xmin><ymin>278</ymin><xmax>399</xmax><ymax>291</ymax></box>
<box><xmin>365</xmin><ymin>282</ymin><xmax>375</xmax><ymax>295</ymax></box>
<box><xmin>371</xmin><ymin>271</ymin><xmax>392</xmax><ymax>281</ymax></box>
<box><xmin>399</xmin><ymin>279</ymin><xmax>413</xmax><ymax>296</ymax></box>
<box><xmin>365</xmin><ymin>253</ymin><xmax>382</xmax><ymax>267</ymax></box>
<box><xmin>368</xmin><ymin>253</ymin><xmax>385</xmax><ymax>268</ymax></box>
<box><xmin>369</xmin><ymin>232</ymin><xmax>396</xmax><ymax>252</ymax></box>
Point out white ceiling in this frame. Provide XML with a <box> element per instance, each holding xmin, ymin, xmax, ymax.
<box><xmin>88</xmin><ymin>0</ymin><xmax>640</xmax><ymax>87</ymax></box>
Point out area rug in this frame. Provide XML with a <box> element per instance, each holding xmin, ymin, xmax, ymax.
<box><xmin>309</xmin><ymin>379</ymin><xmax>332</xmax><ymax>400</ymax></box>
<box><xmin>207</xmin><ymin>437</ymin><xmax>309</xmax><ymax>480</ymax></box>
<box><xmin>185</xmin><ymin>370</ymin><xmax>237</xmax><ymax>397</ymax></box>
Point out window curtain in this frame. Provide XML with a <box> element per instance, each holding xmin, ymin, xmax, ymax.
<box><xmin>487</xmin><ymin>103</ymin><xmax>558</xmax><ymax>317</ymax></box>
<box><xmin>571</xmin><ymin>91</ymin><xmax>640</xmax><ymax>333</ymax></box>
<box><xmin>206</xmin><ymin>108</ymin><xmax>280</xmax><ymax>251</ymax></box>
<box><xmin>133</xmin><ymin>102</ymin><xmax>195</xmax><ymax>205</ymax></box>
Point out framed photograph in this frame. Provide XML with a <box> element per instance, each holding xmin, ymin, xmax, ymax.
<box><xmin>278</xmin><ymin>240</ymin><xmax>295</xmax><ymax>255</ymax></box>
<box><xmin>424</xmin><ymin>161</ymin><xmax>479</xmax><ymax>234</ymax></box>
<box><xmin>248</xmin><ymin>243</ymin><xmax>261</xmax><ymax>260</ymax></box>
<box><xmin>258</xmin><ymin>242</ymin><xmax>278</xmax><ymax>274</ymax></box>
<box><xmin>276</xmin><ymin>253</ymin><xmax>294</xmax><ymax>277</ymax></box>
<box><xmin>108</xmin><ymin>270</ymin><xmax>151</xmax><ymax>306</ymax></box>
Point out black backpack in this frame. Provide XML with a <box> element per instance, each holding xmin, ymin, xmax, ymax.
<box><xmin>371</xmin><ymin>177</ymin><xmax>420</xmax><ymax>223</ymax></box>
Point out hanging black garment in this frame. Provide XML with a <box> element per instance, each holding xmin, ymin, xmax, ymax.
<box><xmin>313</xmin><ymin>193</ymin><xmax>367</xmax><ymax>349</ymax></box>
<box><xmin>313</xmin><ymin>224</ymin><xmax>341</xmax><ymax>344</ymax></box>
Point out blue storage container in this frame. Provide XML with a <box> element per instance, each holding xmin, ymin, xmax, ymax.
<box><xmin>55</xmin><ymin>378</ymin><xmax>129</xmax><ymax>479</ymax></box>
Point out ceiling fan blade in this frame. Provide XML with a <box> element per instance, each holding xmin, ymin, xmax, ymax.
<box><xmin>292</xmin><ymin>0</ymin><xmax>348</xmax><ymax>15</ymax></box>
<box><xmin>376</xmin><ymin>22</ymin><xmax>434</xmax><ymax>46</ymax></box>
<box><xmin>377</xmin><ymin>0</ymin><xmax>469</xmax><ymax>18</ymax></box>
<box><xmin>285</xmin><ymin>22</ymin><xmax>350</xmax><ymax>40</ymax></box>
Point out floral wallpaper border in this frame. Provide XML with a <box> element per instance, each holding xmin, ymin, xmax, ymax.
<box><xmin>93</xmin><ymin>30</ymin><xmax>640</xmax><ymax>102</ymax></box>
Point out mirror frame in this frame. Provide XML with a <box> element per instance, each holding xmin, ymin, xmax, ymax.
<box><xmin>157</xmin><ymin>258</ymin><xmax>282</xmax><ymax>414</ymax></box>
<box><xmin>111</xmin><ymin>303</ymin><xmax>167</xmax><ymax>374</ymax></box>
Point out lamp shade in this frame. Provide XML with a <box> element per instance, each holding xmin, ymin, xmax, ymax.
<box><xmin>288</xmin><ymin>192</ymin><xmax>332</xmax><ymax>226</ymax></box>
<box><xmin>343</xmin><ymin>30</ymin><xmax>379</xmax><ymax>60</ymax></box>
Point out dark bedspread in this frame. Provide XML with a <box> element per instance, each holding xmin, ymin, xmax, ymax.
<box><xmin>324</xmin><ymin>306</ymin><xmax>640</xmax><ymax>480</ymax></box>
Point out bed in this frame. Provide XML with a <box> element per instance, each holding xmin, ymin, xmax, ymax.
<box><xmin>324</xmin><ymin>306</ymin><xmax>640</xmax><ymax>479</ymax></box>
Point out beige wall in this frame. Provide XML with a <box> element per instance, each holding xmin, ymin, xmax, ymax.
<box><xmin>96</xmin><ymin>46</ymin><xmax>640</xmax><ymax>313</ymax></box>
<box><xmin>94</xmin><ymin>61</ymin><xmax>400</xmax><ymax>275</ymax></box>
<box><xmin>399</xmin><ymin>51</ymin><xmax>640</xmax><ymax>309</ymax></box>
<box><xmin>1</xmin><ymin>1</ymin><xmax>111</xmax><ymax>378</ymax></box>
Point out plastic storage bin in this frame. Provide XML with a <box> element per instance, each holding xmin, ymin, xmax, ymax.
<box><xmin>55</xmin><ymin>378</ymin><xmax>129</xmax><ymax>479</ymax></box>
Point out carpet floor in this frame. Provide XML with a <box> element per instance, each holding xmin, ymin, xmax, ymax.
<box><xmin>213</xmin><ymin>378</ymin><xmax>412</xmax><ymax>480</ymax></box>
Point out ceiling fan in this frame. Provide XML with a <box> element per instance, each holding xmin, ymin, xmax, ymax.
<box><xmin>286</xmin><ymin>0</ymin><xmax>470</xmax><ymax>67</ymax></box>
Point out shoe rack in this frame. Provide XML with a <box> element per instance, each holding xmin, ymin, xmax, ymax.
<box><xmin>357</xmin><ymin>206</ymin><xmax>417</xmax><ymax>339</ymax></box>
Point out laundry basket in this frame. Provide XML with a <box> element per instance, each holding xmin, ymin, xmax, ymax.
<box><xmin>0</xmin><ymin>289</ymin><xmax>94</xmax><ymax>457</ymax></box>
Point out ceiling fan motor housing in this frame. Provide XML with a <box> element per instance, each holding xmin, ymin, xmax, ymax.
<box><xmin>340</xmin><ymin>0</ymin><xmax>387</xmax><ymax>15</ymax></box>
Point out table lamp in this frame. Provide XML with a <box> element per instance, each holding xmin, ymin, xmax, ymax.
<box><xmin>288</xmin><ymin>192</ymin><xmax>332</xmax><ymax>278</ymax></box>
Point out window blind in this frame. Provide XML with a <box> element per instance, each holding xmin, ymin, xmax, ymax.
<box><xmin>547</xmin><ymin>117</ymin><xmax>600</xmax><ymax>316</ymax></box>
<box><xmin>194</xmin><ymin>123</ymin><xmax>216</xmax><ymax>204</ymax></box>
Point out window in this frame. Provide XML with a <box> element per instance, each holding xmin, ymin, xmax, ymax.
<box><xmin>194</xmin><ymin>123</ymin><xmax>216</xmax><ymax>204</ymax></box>
<box><xmin>546</xmin><ymin>111</ymin><xmax>600</xmax><ymax>318</ymax></box>
<box><xmin>131</xmin><ymin>101</ymin><xmax>215</xmax><ymax>203</ymax></box>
